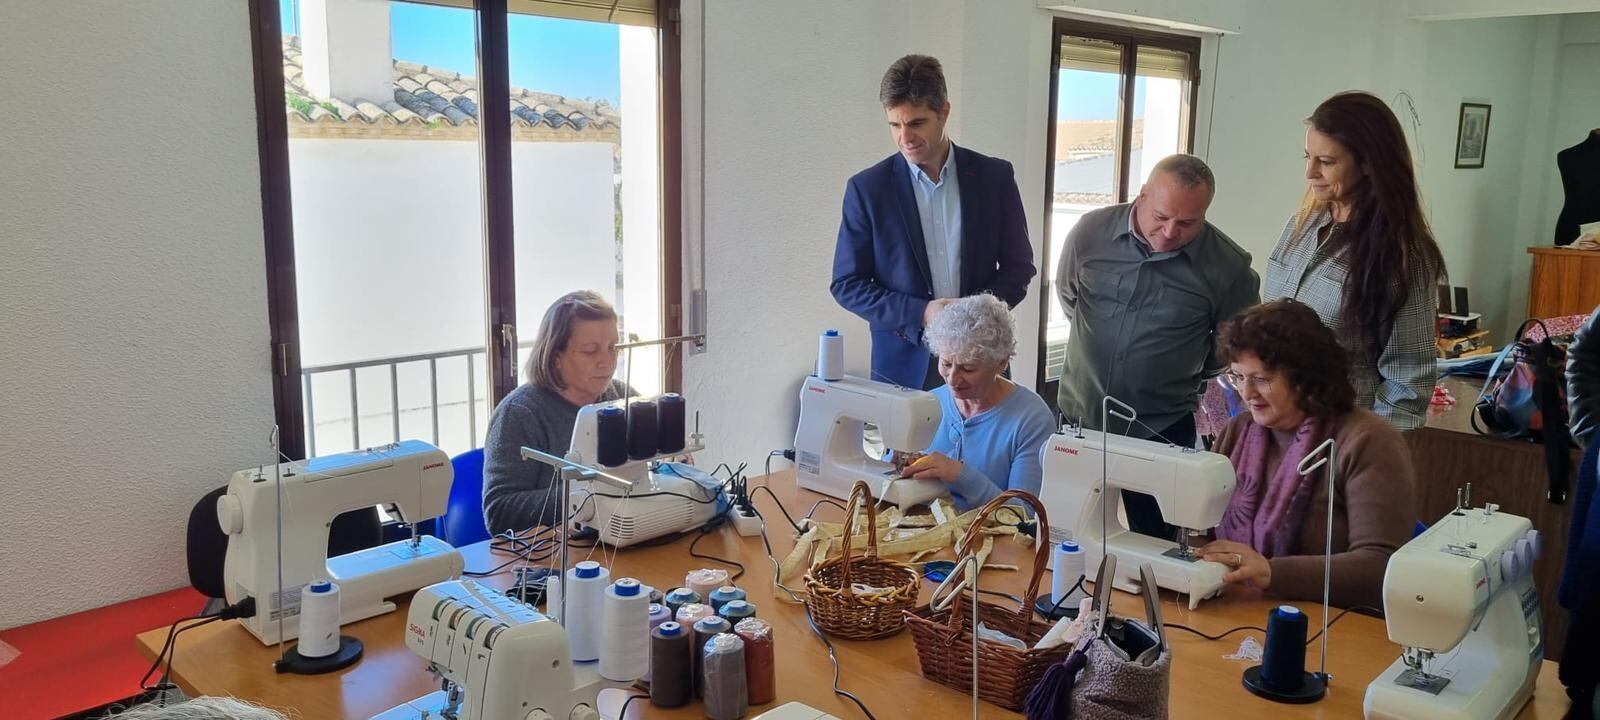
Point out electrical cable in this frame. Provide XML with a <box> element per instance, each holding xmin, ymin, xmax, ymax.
<box><xmin>802</xmin><ymin>601</ymin><xmax>878</xmax><ymax>720</ymax></box>
<box><xmin>750</xmin><ymin>485</ymin><xmax>802</xmax><ymax>533</ymax></box>
<box><xmin>806</xmin><ymin>498</ymin><xmax>848</xmax><ymax>519</ymax></box>
<box><xmin>687</xmin><ymin>518</ymin><xmax>745</xmax><ymax>581</ymax></box>
<box><xmin>141</xmin><ymin>615</ymin><xmax>221</xmax><ymax>690</ymax></box>
<box><xmin>1164</xmin><ymin>604</ymin><xmax>1382</xmax><ymax>645</ymax></box>
<box><xmin>613</xmin><ymin>692</ymin><xmax>649</xmax><ymax>720</ymax></box>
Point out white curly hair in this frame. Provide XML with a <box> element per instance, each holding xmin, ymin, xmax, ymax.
<box><xmin>923</xmin><ymin>294</ymin><xmax>1016</xmax><ymax>365</ymax></box>
<box><xmin>109</xmin><ymin>697</ymin><xmax>290</xmax><ymax>720</ymax></box>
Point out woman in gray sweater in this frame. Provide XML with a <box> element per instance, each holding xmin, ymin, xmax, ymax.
<box><xmin>482</xmin><ymin>290</ymin><xmax>631</xmax><ymax>535</ymax></box>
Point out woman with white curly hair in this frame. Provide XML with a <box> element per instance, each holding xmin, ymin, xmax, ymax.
<box><xmin>901</xmin><ymin>294</ymin><xmax>1056</xmax><ymax>510</ymax></box>
<box><xmin>109</xmin><ymin>696</ymin><xmax>289</xmax><ymax>719</ymax></box>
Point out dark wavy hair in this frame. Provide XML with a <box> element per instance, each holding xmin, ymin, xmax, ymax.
<box><xmin>1298</xmin><ymin>91</ymin><xmax>1447</xmax><ymax>360</ymax></box>
<box><xmin>1217</xmin><ymin>300</ymin><xmax>1356</xmax><ymax>419</ymax></box>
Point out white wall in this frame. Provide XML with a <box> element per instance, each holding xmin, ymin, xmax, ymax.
<box><xmin>620</xmin><ymin>26</ymin><xmax>665</xmax><ymax>396</ymax></box>
<box><xmin>681</xmin><ymin>0</ymin><xmax>1054</xmax><ymax>470</ymax></box>
<box><xmin>0</xmin><ymin>0</ymin><xmax>271</xmax><ymax>628</ymax></box>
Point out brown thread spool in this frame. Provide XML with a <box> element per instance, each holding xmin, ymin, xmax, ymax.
<box><xmin>649</xmin><ymin>621</ymin><xmax>692</xmax><ymax>708</ymax></box>
<box><xmin>734</xmin><ymin>617</ymin><xmax>775</xmax><ymax>705</ymax></box>
<box><xmin>692</xmin><ymin>616</ymin><xmax>731</xmax><ymax>698</ymax></box>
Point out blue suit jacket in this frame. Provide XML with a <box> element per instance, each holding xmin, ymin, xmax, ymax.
<box><xmin>831</xmin><ymin>145</ymin><xmax>1035</xmax><ymax>389</ymax></box>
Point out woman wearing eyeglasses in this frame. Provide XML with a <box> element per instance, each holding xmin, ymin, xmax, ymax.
<box><xmin>1197</xmin><ymin>300</ymin><xmax>1416</xmax><ymax>609</ymax></box>
<box><xmin>482</xmin><ymin>290</ymin><xmax>633</xmax><ymax>535</ymax></box>
<box><xmin>899</xmin><ymin>293</ymin><xmax>1057</xmax><ymax>511</ymax></box>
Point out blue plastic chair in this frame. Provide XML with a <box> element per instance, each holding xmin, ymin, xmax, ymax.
<box><xmin>1414</xmin><ymin>520</ymin><xmax>1427</xmax><ymax>538</ymax></box>
<box><xmin>442</xmin><ymin>448</ymin><xmax>491</xmax><ymax>547</ymax></box>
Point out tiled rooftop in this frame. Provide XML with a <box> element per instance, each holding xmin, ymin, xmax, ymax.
<box><xmin>283</xmin><ymin>36</ymin><xmax>620</xmax><ymax>141</ymax></box>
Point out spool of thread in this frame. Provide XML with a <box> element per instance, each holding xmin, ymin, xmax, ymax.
<box><xmin>701</xmin><ymin>633</ymin><xmax>749</xmax><ymax>720</ymax></box>
<box><xmin>643</xmin><ymin>603</ymin><xmax>672</xmax><ymax>683</ymax></box>
<box><xmin>707</xmin><ymin>585</ymin><xmax>746</xmax><ymax>613</ymax></box>
<box><xmin>665</xmin><ymin>588</ymin><xmax>702</xmax><ymax>615</ymax></box>
<box><xmin>734</xmin><ymin>617</ymin><xmax>776</xmax><ymax>706</ymax></box>
<box><xmin>1051</xmin><ymin>540</ymin><xmax>1089</xmax><ymax>607</ymax></box>
<box><xmin>675</xmin><ymin>602</ymin><xmax>714</xmax><ymax>627</ymax></box>
<box><xmin>600</xmin><ymin>578</ymin><xmax>650</xmax><ymax>681</ymax></box>
<box><xmin>595</xmin><ymin>406</ymin><xmax>628</xmax><ymax>467</ymax></box>
<box><xmin>817</xmin><ymin>329</ymin><xmax>844</xmax><ymax>381</ymax></box>
<box><xmin>692</xmin><ymin>616</ymin><xmax>732</xmax><ymax>698</ymax></box>
<box><xmin>565</xmin><ymin>561</ymin><xmax>610</xmax><ymax>662</ymax></box>
<box><xmin>1260</xmin><ymin>605</ymin><xmax>1310</xmax><ymax>691</ymax></box>
<box><xmin>545</xmin><ymin>574</ymin><xmax>562</xmax><ymax>623</ymax></box>
<box><xmin>649</xmin><ymin>622</ymin><xmax>692</xmax><ymax>708</ymax></box>
<box><xmin>297</xmin><ymin>580</ymin><xmax>341</xmax><ymax>659</ymax></box>
<box><xmin>686</xmin><ymin>568</ymin><xmax>731</xmax><ymax>599</ymax></box>
<box><xmin>718</xmin><ymin>600</ymin><xmax>756</xmax><ymax>623</ymax></box>
<box><xmin>627</xmin><ymin>400</ymin><xmax>659</xmax><ymax>460</ymax></box>
<box><xmin>657</xmin><ymin>393</ymin><xmax>686</xmax><ymax>453</ymax></box>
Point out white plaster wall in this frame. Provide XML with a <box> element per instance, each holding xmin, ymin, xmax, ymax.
<box><xmin>0</xmin><ymin>0</ymin><xmax>272</xmax><ymax>628</ymax></box>
<box><xmin>620</xmin><ymin>25</ymin><xmax>665</xmax><ymax>396</ymax></box>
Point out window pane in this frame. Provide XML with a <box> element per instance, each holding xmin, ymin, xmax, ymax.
<box><xmin>1046</xmin><ymin>36</ymin><xmax>1125</xmax><ymax>380</ymax></box>
<box><xmin>507</xmin><ymin>13</ymin><xmax>665</xmax><ymax>397</ymax></box>
<box><xmin>280</xmin><ymin>0</ymin><xmax>488</xmax><ymax>457</ymax></box>
<box><xmin>1126</xmin><ymin>45</ymin><xmax>1194</xmax><ymax>197</ymax></box>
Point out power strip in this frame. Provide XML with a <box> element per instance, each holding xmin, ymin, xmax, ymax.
<box><xmin>731</xmin><ymin>506</ymin><xmax>763</xmax><ymax>537</ymax></box>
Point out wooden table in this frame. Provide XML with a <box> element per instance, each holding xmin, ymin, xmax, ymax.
<box><xmin>138</xmin><ymin>471</ymin><xmax>1570</xmax><ymax>719</ymax></box>
<box><xmin>1412</xmin><ymin>377</ymin><xmax>1579</xmax><ymax>660</ymax></box>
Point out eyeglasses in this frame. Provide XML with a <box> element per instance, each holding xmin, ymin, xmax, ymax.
<box><xmin>1221</xmin><ymin>371</ymin><xmax>1275</xmax><ymax>393</ymax></box>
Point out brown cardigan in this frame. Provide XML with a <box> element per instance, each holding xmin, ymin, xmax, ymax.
<box><xmin>1211</xmin><ymin>408</ymin><xmax>1416</xmax><ymax>610</ymax></box>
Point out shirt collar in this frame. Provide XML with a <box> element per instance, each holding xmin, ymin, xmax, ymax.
<box><xmin>1122</xmin><ymin>200</ymin><xmax>1207</xmax><ymax>259</ymax></box>
<box><xmin>909</xmin><ymin>143</ymin><xmax>959</xmax><ymax>186</ymax></box>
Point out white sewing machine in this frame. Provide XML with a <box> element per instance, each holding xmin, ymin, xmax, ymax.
<box><xmin>793</xmin><ymin>374</ymin><xmax>945</xmax><ymax>509</ymax></box>
<box><xmin>218</xmin><ymin>440</ymin><xmax>465</xmax><ymax>645</ymax></box>
<box><xmin>1364</xmin><ymin>504</ymin><xmax>1543</xmax><ymax>720</ymax></box>
<box><xmin>565</xmin><ymin>395</ymin><xmax>705</xmax><ymax>485</ymax></box>
<box><xmin>564</xmin><ymin>462</ymin><xmax>723</xmax><ymax>547</ymax></box>
<box><xmin>373</xmin><ymin>580</ymin><xmax>608</xmax><ymax>720</ymax></box>
<box><xmin>556</xmin><ymin>396</ymin><xmax>718</xmax><ymax>547</ymax></box>
<box><xmin>1037</xmin><ymin>427</ymin><xmax>1234</xmax><ymax>609</ymax></box>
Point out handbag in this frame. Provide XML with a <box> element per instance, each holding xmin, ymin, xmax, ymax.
<box><xmin>1473</xmin><ymin>318</ymin><xmax>1573</xmax><ymax>503</ymax></box>
<box><xmin>1025</xmin><ymin>556</ymin><xmax>1171</xmax><ymax>720</ymax></box>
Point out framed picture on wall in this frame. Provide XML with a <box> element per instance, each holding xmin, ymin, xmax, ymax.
<box><xmin>1455</xmin><ymin>102</ymin><xmax>1492</xmax><ymax>169</ymax></box>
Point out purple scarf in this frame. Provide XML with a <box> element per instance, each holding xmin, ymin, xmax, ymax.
<box><xmin>1215</xmin><ymin>416</ymin><xmax>1331</xmax><ymax>558</ymax></box>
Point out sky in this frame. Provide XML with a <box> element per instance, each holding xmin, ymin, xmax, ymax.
<box><xmin>279</xmin><ymin>0</ymin><xmax>623</xmax><ymax>106</ymax></box>
<box><xmin>1057</xmin><ymin>69</ymin><xmax>1148</xmax><ymax>122</ymax></box>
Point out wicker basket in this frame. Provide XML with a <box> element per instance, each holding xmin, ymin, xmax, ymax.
<box><xmin>904</xmin><ymin>490</ymin><xmax>1073</xmax><ymax>712</ymax></box>
<box><xmin>803</xmin><ymin>481</ymin><xmax>921</xmax><ymax>639</ymax></box>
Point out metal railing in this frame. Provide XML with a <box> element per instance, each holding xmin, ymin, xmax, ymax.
<box><xmin>300</xmin><ymin>343</ymin><xmax>509</xmax><ymax>457</ymax></box>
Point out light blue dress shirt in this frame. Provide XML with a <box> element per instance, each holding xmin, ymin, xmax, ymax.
<box><xmin>909</xmin><ymin>146</ymin><xmax>963</xmax><ymax>300</ymax></box>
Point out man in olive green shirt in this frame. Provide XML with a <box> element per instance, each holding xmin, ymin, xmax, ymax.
<box><xmin>1056</xmin><ymin>154</ymin><xmax>1258</xmax><ymax>536</ymax></box>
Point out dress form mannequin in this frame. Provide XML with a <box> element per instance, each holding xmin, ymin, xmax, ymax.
<box><xmin>1554</xmin><ymin>130</ymin><xmax>1600</xmax><ymax>246</ymax></box>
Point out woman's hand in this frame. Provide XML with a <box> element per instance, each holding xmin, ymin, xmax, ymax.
<box><xmin>901</xmin><ymin>452</ymin><xmax>964</xmax><ymax>484</ymax></box>
<box><xmin>1199</xmin><ymin>539</ymin><xmax>1272</xmax><ymax>589</ymax></box>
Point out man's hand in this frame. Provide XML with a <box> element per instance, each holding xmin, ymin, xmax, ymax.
<box><xmin>922</xmin><ymin>298</ymin><xmax>954</xmax><ymax>328</ymax></box>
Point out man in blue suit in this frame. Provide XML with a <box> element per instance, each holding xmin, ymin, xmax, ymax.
<box><xmin>831</xmin><ymin>55</ymin><xmax>1036</xmax><ymax>390</ymax></box>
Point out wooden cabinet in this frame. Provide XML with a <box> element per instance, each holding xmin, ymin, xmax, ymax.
<box><xmin>1527</xmin><ymin>246</ymin><xmax>1600</xmax><ymax>318</ymax></box>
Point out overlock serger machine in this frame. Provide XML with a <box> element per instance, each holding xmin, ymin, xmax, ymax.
<box><xmin>373</xmin><ymin>580</ymin><xmax>608</xmax><ymax>720</ymax></box>
<box><xmin>1037</xmin><ymin>426</ymin><xmax>1235</xmax><ymax>609</ymax></box>
<box><xmin>793</xmin><ymin>374</ymin><xmax>945</xmax><ymax>509</ymax></box>
<box><xmin>1364</xmin><ymin>502</ymin><xmax>1543</xmax><ymax>720</ymax></box>
<box><xmin>218</xmin><ymin>440</ymin><xmax>465</xmax><ymax>645</ymax></box>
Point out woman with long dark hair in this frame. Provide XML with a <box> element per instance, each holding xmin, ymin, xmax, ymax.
<box><xmin>1265</xmin><ymin>91</ymin><xmax>1447</xmax><ymax>430</ymax></box>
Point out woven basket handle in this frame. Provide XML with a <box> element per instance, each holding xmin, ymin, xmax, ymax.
<box><xmin>834</xmin><ymin>480</ymin><xmax>880</xmax><ymax>598</ymax></box>
<box><xmin>951</xmin><ymin>490</ymin><xmax>1051</xmax><ymax>623</ymax></box>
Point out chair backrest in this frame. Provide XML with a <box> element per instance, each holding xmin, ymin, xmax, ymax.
<box><xmin>443</xmin><ymin>448</ymin><xmax>491</xmax><ymax>547</ymax></box>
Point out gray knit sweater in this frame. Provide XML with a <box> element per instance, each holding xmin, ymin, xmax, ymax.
<box><xmin>481</xmin><ymin>380</ymin><xmax>630</xmax><ymax>534</ymax></box>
